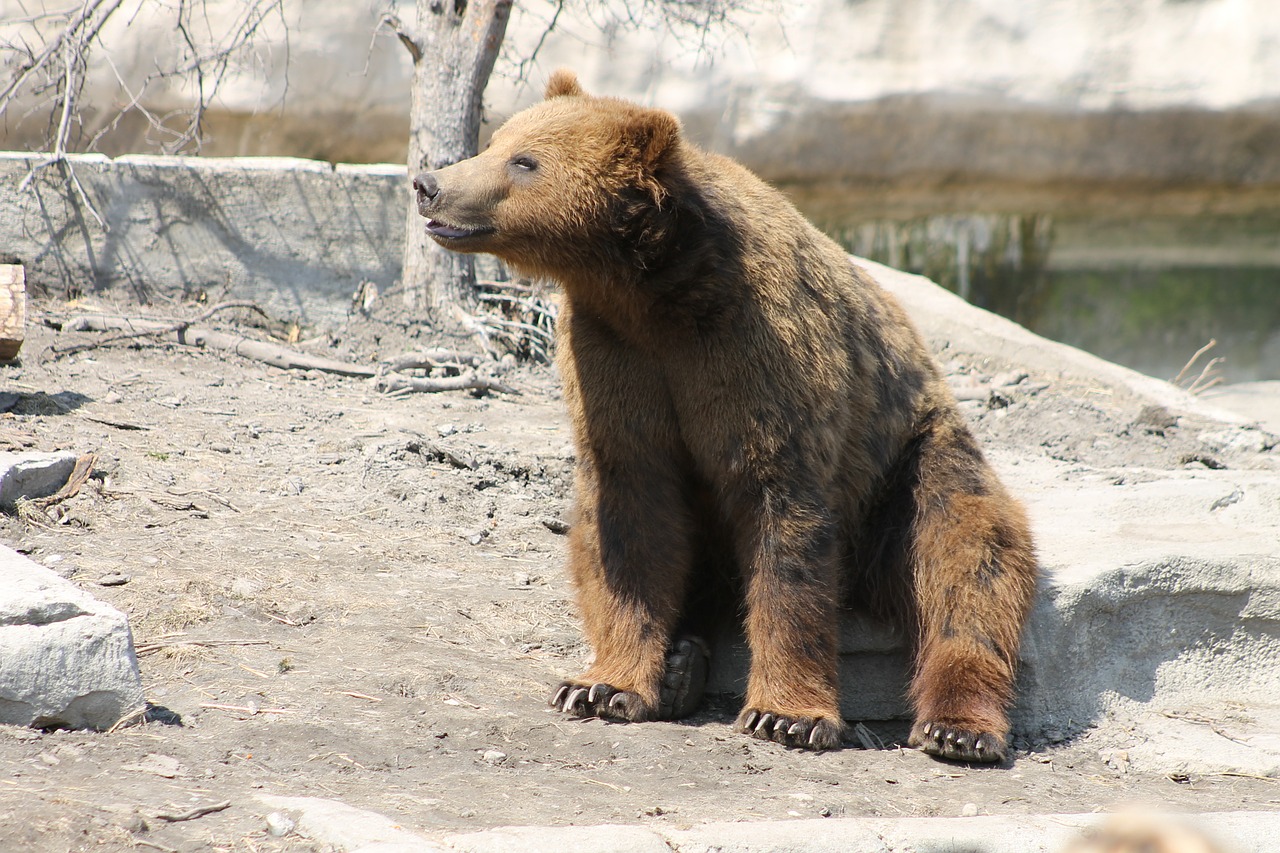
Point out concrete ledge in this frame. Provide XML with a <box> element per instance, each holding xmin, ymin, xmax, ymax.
<box><xmin>258</xmin><ymin>796</ymin><xmax>1280</xmax><ymax>853</ymax></box>
<box><xmin>0</xmin><ymin>545</ymin><xmax>144</xmax><ymax>730</ymax></box>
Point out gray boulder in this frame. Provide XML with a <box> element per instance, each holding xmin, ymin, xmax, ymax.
<box><xmin>0</xmin><ymin>451</ymin><xmax>78</xmax><ymax>511</ymax></box>
<box><xmin>0</xmin><ymin>545</ymin><xmax>144</xmax><ymax>730</ymax></box>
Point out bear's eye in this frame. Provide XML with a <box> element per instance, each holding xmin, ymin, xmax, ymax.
<box><xmin>510</xmin><ymin>155</ymin><xmax>538</xmax><ymax>172</ymax></box>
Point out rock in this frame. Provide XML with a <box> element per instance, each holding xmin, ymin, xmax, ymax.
<box><xmin>265</xmin><ymin>811</ymin><xmax>296</xmax><ymax>838</ymax></box>
<box><xmin>0</xmin><ymin>451</ymin><xmax>78</xmax><ymax>510</ymax></box>
<box><xmin>0</xmin><ymin>545</ymin><xmax>144</xmax><ymax>730</ymax></box>
<box><xmin>539</xmin><ymin>516</ymin><xmax>570</xmax><ymax>535</ymax></box>
<box><xmin>121</xmin><ymin>753</ymin><xmax>183</xmax><ymax>778</ymax></box>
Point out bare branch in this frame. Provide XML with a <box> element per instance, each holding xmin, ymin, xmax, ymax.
<box><xmin>514</xmin><ymin>0</ymin><xmax>564</xmax><ymax>83</ymax></box>
<box><xmin>380</xmin><ymin>12</ymin><xmax>422</xmax><ymax>63</ymax></box>
<box><xmin>3</xmin><ymin>0</ymin><xmax>285</xmax><ymax>157</ymax></box>
<box><xmin>1173</xmin><ymin>338</ymin><xmax>1217</xmax><ymax>386</ymax></box>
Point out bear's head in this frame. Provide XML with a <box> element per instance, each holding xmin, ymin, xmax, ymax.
<box><xmin>412</xmin><ymin>70</ymin><xmax>684</xmax><ymax>281</ymax></box>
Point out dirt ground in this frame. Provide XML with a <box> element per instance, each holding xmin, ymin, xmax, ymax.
<box><xmin>2</xmin><ymin>301</ymin><xmax>1278</xmax><ymax>853</ymax></box>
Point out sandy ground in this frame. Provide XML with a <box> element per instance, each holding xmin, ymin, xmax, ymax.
<box><xmin>2</xmin><ymin>303</ymin><xmax>1278</xmax><ymax>853</ymax></box>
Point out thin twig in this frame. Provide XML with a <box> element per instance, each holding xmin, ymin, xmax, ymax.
<box><xmin>1187</xmin><ymin>357</ymin><xmax>1225</xmax><ymax>395</ymax></box>
<box><xmin>199</xmin><ymin>703</ymin><xmax>294</xmax><ymax>716</ymax></box>
<box><xmin>152</xmin><ymin>800</ymin><xmax>231</xmax><ymax>822</ymax></box>
<box><xmin>1173</xmin><ymin>339</ymin><xmax>1216</xmax><ymax>385</ymax></box>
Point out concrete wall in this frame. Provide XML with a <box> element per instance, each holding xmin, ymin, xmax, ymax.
<box><xmin>0</xmin><ymin>153</ymin><xmax>406</xmax><ymax>327</ymax></box>
<box><xmin>2</xmin><ymin>0</ymin><xmax>1278</xmax><ymax>199</ymax></box>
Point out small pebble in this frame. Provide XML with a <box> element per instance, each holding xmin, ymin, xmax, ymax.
<box><xmin>482</xmin><ymin>749</ymin><xmax>507</xmax><ymax>765</ymax></box>
<box><xmin>98</xmin><ymin>572</ymin><xmax>131</xmax><ymax>587</ymax></box>
<box><xmin>265</xmin><ymin>811</ymin><xmax>296</xmax><ymax>838</ymax></box>
<box><xmin>540</xmin><ymin>516</ymin><xmax>570</xmax><ymax>535</ymax></box>
<box><xmin>962</xmin><ymin>802</ymin><xmax>979</xmax><ymax>817</ymax></box>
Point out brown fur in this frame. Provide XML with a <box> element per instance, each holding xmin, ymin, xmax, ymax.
<box><xmin>412</xmin><ymin>71</ymin><xmax>1039</xmax><ymax>759</ymax></box>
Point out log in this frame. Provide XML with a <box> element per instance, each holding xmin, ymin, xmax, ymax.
<box><xmin>0</xmin><ymin>265</ymin><xmax>24</xmax><ymax>362</ymax></box>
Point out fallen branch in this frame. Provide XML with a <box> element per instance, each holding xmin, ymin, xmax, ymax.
<box><xmin>61</xmin><ymin>313</ymin><xmax>378</xmax><ymax>377</ymax></box>
<box><xmin>53</xmin><ymin>301</ymin><xmax>266</xmax><ymax>357</ymax></box>
<box><xmin>374</xmin><ymin>370</ymin><xmax>518</xmax><ymax>396</ymax></box>
<box><xmin>135</xmin><ymin>635</ymin><xmax>269</xmax><ymax>656</ymax></box>
<box><xmin>62</xmin><ymin>309</ymin><xmax>522</xmax><ymax>393</ymax></box>
<box><xmin>381</xmin><ymin>348</ymin><xmax>489</xmax><ymax>373</ymax></box>
<box><xmin>14</xmin><ymin>452</ymin><xmax>96</xmax><ymax>526</ymax></box>
<box><xmin>152</xmin><ymin>800</ymin><xmax>231</xmax><ymax>822</ymax></box>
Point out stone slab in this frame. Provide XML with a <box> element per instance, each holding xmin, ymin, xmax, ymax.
<box><xmin>256</xmin><ymin>796</ymin><xmax>1280</xmax><ymax>853</ymax></box>
<box><xmin>257</xmin><ymin>796</ymin><xmax>447</xmax><ymax>853</ymax></box>
<box><xmin>0</xmin><ymin>450</ymin><xmax>77</xmax><ymax>511</ymax></box>
<box><xmin>701</xmin><ymin>268</ymin><xmax>1280</xmax><ymax>767</ymax></box>
<box><xmin>1204</xmin><ymin>381</ymin><xmax>1280</xmax><ymax>434</ymax></box>
<box><xmin>0</xmin><ymin>545</ymin><xmax>144</xmax><ymax>730</ymax></box>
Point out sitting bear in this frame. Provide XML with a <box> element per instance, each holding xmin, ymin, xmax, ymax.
<box><xmin>413</xmin><ymin>70</ymin><xmax>1038</xmax><ymax>761</ymax></box>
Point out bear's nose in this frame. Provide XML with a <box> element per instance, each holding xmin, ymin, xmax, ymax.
<box><xmin>413</xmin><ymin>172</ymin><xmax>439</xmax><ymax>203</ymax></box>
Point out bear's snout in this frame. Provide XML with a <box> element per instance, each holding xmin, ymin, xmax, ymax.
<box><xmin>413</xmin><ymin>171</ymin><xmax>440</xmax><ymax>215</ymax></box>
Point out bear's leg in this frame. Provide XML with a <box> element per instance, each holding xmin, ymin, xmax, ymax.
<box><xmin>549</xmin><ymin>311</ymin><xmax>702</xmax><ymax>722</ymax></box>
<box><xmin>549</xmin><ymin>459</ymin><xmax>698</xmax><ymax>722</ymax></box>
<box><xmin>904</xmin><ymin>414</ymin><xmax>1038</xmax><ymax>763</ymax></box>
<box><xmin>732</xmin><ymin>496</ymin><xmax>846</xmax><ymax>750</ymax></box>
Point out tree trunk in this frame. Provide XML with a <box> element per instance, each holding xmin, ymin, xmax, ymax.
<box><xmin>399</xmin><ymin>0</ymin><xmax>512</xmax><ymax>329</ymax></box>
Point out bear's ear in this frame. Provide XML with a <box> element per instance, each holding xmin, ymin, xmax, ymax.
<box><xmin>545</xmin><ymin>69</ymin><xmax>585</xmax><ymax>99</ymax></box>
<box><xmin>621</xmin><ymin>108</ymin><xmax>681</xmax><ymax>171</ymax></box>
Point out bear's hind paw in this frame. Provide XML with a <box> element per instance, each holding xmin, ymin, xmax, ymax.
<box><xmin>550</xmin><ymin>681</ymin><xmax>651</xmax><ymax>722</ymax></box>
<box><xmin>909</xmin><ymin>719</ymin><xmax>1007</xmax><ymax>764</ymax></box>
<box><xmin>736</xmin><ymin>708</ymin><xmax>845</xmax><ymax>751</ymax></box>
<box><xmin>656</xmin><ymin>636</ymin><xmax>709</xmax><ymax>720</ymax></box>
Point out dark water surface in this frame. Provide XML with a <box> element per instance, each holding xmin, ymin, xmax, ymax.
<box><xmin>800</xmin><ymin>198</ymin><xmax>1280</xmax><ymax>384</ymax></box>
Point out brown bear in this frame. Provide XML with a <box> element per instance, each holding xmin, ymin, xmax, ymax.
<box><xmin>412</xmin><ymin>70</ymin><xmax>1039</xmax><ymax>761</ymax></box>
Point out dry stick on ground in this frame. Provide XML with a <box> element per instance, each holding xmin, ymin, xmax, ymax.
<box><xmin>374</xmin><ymin>370</ymin><xmax>518</xmax><ymax>396</ymax></box>
<box><xmin>61</xmin><ymin>311</ymin><xmax>379</xmax><ymax>378</ymax></box>
<box><xmin>382</xmin><ymin>348</ymin><xmax>489</xmax><ymax>372</ymax></box>
<box><xmin>60</xmin><ymin>307</ymin><xmax>521</xmax><ymax>392</ymax></box>
<box><xmin>52</xmin><ymin>300</ymin><xmax>268</xmax><ymax>357</ymax></box>
<box><xmin>151</xmin><ymin>801</ymin><xmax>232</xmax><ymax>822</ymax></box>
<box><xmin>373</xmin><ymin>347</ymin><xmax>518</xmax><ymax>395</ymax></box>
<box><xmin>14</xmin><ymin>451</ymin><xmax>97</xmax><ymax>526</ymax></box>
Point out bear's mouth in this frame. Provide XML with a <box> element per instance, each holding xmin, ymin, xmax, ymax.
<box><xmin>425</xmin><ymin>219</ymin><xmax>493</xmax><ymax>241</ymax></box>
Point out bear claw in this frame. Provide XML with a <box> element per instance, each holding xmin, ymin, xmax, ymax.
<box><xmin>910</xmin><ymin>719</ymin><xmax>1007</xmax><ymax>763</ymax></box>
<box><xmin>550</xmin><ymin>681</ymin><xmax>647</xmax><ymax>720</ymax></box>
<box><xmin>736</xmin><ymin>708</ymin><xmax>844</xmax><ymax>750</ymax></box>
<box><xmin>550</xmin><ymin>636</ymin><xmax>710</xmax><ymax>725</ymax></box>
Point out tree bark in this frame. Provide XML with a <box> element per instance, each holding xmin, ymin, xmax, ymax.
<box><xmin>400</xmin><ymin>0</ymin><xmax>513</xmax><ymax>327</ymax></box>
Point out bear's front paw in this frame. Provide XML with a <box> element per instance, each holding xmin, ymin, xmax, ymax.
<box><xmin>909</xmin><ymin>719</ymin><xmax>1007</xmax><ymax>763</ymax></box>
<box><xmin>735</xmin><ymin>708</ymin><xmax>845</xmax><ymax>751</ymax></box>
<box><xmin>550</xmin><ymin>682</ymin><xmax>651</xmax><ymax>722</ymax></box>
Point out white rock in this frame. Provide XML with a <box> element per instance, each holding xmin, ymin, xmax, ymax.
<box><xmin>0</xmin><ymin>545</ymin><xmax>144</xmax><ymax>730</ymax></box>
<box><xmin>0</xmin><ymin>451</ymin><xmax>78</xmax><ymax>510</ymax></box>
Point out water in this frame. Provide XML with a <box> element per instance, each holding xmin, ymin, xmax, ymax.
<box><xmin>809</xmin><ymin>205</ymin><xmax>1280</xmax><ymax>384</ymax></box>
